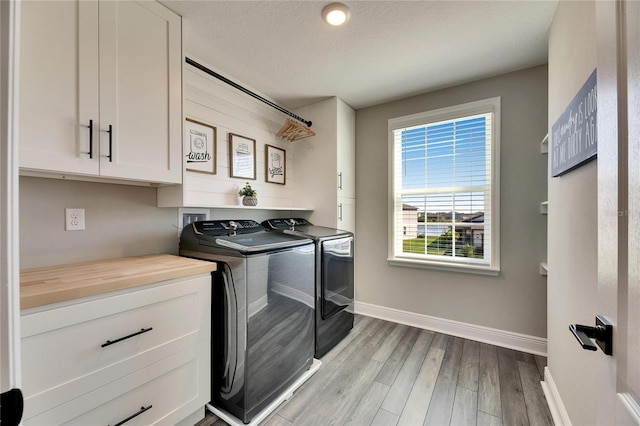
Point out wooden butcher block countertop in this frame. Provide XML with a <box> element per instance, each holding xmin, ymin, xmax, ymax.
<box><xmin>20</xmin><ymin>254</ymin><xmax>216</xmax><ymax>309</ymax></box>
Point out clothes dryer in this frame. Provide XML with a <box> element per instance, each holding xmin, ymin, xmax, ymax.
<box><xmin>262</xmin><ymin>218</ymin><xmax>354</xmax><ymax>358</ymax></box>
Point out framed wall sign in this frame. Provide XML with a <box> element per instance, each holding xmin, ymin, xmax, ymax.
<box><xmin>184</xmin><ymin>118</ymin><xmax>216</xmax><ymax>174</ymax></box>
<box><xmin>265</xmin><ymin>144</ymin><xmax>286</xmax><ymax>185</ymax></box>
<box><xmin>551</xmin><ymin>68</ymin><xmax>598</xmax><ymax>177</ymax></box>
<box><xmin>229</xmin><ymin>133</ymin><xmax>256</xmax><ymax>179</ymax></box>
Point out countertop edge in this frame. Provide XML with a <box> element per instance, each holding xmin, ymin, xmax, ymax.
<box><xmin>20</xmin><ymin>254</ymin><xmax>217</xmax><ymax>310</ymax></box>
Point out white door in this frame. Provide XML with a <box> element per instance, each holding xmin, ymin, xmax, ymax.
<box><xmin>596</xmin><ymin>1</ymin><xmax>640</xmax><ymax>423</ymax></box>
<box><xmin>1</xmin><ymin>0</ymin><xmax>23</xmax><ymax>421</ymax></box>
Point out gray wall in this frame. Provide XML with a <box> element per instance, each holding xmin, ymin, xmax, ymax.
<box><xmin>547</xmin><ymin>1</ymin><xmax>598</xmax><ymax>425</ymax></box>
<box><xmin>20</xmin><ymin>177</ymin><xmax>179</xmax><ymax>268</ymax></box>
<box><xmin>355</xmin><ymin>65</ymin><xmax>548</xmax><ymax>338</ymax></box>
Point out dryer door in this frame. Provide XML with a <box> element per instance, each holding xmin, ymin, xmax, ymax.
<box><xmin>320</xmin><ymin>237</ymin><xmax>354</xmax><ymax>319</ymax></box>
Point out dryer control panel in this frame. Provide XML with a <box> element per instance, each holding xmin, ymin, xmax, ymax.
<box><xmin>263</xmin><ymin>218</ymin><xmax>310</xmax><ymax>229</ymax></box>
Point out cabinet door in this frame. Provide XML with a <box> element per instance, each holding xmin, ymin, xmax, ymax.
<box><xmin>98</xmin><ymin>0</ymin><xmax>182</xmax><ymax>184</ymax></box>
<box><xmin>336</xmin><ymin>98</ymin><xmax>356</xmax><ymax>198</ymax></box>
<box><xmin>19</xmin><ymin>1</ymin><xmax>99</xmax><ymax>175</ymax></box>
<box><xmin>337</xmin><ymin>197</ymin><xmax>355</xmax><ymax>233</ymax></box>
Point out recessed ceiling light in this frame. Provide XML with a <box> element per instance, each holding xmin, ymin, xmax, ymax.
<box><xmin>322</xmin><ymin>3</ymin><xmax>351</xmax><ymax>26</ymax></box>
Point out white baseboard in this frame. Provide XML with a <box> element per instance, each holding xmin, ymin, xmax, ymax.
<box><xmin>541</xmin><ymin>366</ymin><xmax>572</xmax><ymax>426</ymax></box>
<box><xmin>354</xmin><ymin>301</ymin><xmax>547</xmax><ymax>356</ymax></box>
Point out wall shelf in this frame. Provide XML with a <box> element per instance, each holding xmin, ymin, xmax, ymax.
<box><xmin>540</xmin><ymin>133</ymin><xmax>549</xmax><ymax>154</ymax></box>
<box><xmin>207</xmin><ymin>205</ymin><xmax>313</xmax><ymax>211</ymax></box>
<box><xmin>540</xmin><ymin>262</ymin><xmax>548</xmax><ymax>276</ymax></box>
<box><xmin>540</xmin><ymin>201</ymin><xmax>548</xmax><ymax>215</ymax></box>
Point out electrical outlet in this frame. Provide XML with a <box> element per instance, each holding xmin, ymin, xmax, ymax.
<box><xmin>65</xmin><ymin>208</ymin><xmax>85</xmax><ymax>231</ymax></box>
<box><xmin>183</xmin><ymin>213</ymin><xmax>207</xmax><ymax>227</ymax></box>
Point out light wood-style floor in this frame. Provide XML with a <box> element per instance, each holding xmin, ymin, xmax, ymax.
<box><xmin>197</xmin><ymin>315</ymin><xmax>553</xmax><ymax>426</ymax></box>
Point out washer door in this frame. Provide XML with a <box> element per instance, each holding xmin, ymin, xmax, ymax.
<box><xmin>320</xmin><ymin>237</ymin><xmax>354</xmax><ymax>319</ymax></box>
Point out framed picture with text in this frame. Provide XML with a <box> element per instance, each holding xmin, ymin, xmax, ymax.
<box><xmin>229</xmin><ymin>133</ymin><xmax>256</xmax><ymax>180</ymax></box>
<box><xmin>265</xmin><ymin>144</ymin><xmax>286</xmax><ymax>185</ymax></box>
<box><xmin>184</xmin><ymin>118</ymin><xmax>216</xmax><ymax>174</ymax></box>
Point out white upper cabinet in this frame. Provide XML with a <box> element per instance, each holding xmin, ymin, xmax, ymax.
<box><xmin>293</xmin><ymin>97</ymin><xmax>356</xmax><ymax>232</ymax></box>
<box><xmin>19</xmin><ymin>0</ymin><xmax>182</xmax><ymax>185</ymax></box>
<box><xmin>336</xmin><ymin>99</ymin><xmax>356</xmax><ymax>199</ymax></box>
<box><xmin>19</xmin><ymin>1</ymin><xmax>99</xmax><ymax>176</ymax></box>
<box><xmin>97</xmin><ymin>1</ymin><xmax>182</xmax><ymax>183</ymax></box>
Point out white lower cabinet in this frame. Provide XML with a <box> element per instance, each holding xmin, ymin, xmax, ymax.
<box><xmin>21</xmin><ymin>275</ymin><xmax>212</xmax><ymax>425</ymax></box>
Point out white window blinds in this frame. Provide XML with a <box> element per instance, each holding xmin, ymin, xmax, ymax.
<box><xmin>388</xmin><ymin>98</ymin><xmax>500</xmax><ymax>273</ymax></box>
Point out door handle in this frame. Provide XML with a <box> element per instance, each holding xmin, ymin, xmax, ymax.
<box><xmin>0</xmin><ymin>388</ymin><xmax>23</xmax><ymax>426</ymax></box>
<box><xmin>569</xmin><ymin>315</ymin><xmax>613</xmax><ymax>355</ymax></box>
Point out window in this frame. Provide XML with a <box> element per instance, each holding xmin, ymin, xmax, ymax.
<box><xmin>388</xmin><ymin>97</ymin><xmax>500</xmax><ymax>274</ymax></box>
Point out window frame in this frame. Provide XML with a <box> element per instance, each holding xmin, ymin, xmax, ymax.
<box><xmin>387</xmin><ymin>97</ymin><xmax>501</xmax><ymax>275</ymax></box>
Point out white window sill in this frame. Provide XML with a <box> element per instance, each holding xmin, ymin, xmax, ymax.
<box><xmin>387</xmin><ymin>257</ymin><xmax>500</xmax><ymax>276</ymax></box>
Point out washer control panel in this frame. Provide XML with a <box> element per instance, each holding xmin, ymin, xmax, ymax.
<box><xmin>192</xmin><ymin>220</ymin><xmax>264</xmax><ymax>235</ymax></box>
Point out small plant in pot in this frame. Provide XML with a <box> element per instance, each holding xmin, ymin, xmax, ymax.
<box><xmin>238</xmin><ymin>182</ymin><xmax>258</xmax><ymax>206</ymax></box>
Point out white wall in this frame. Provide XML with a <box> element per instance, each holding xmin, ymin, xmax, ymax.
<box><xmin>355</xmin><ymin>65</ymin><xmax>548</xmax><ymax>339</ymax></box>
<box><xmin>19</xmin><ymin>177</ymin><xmax>178</xmax><ymax>269</ymax></box>
<box><xmin>547</xmin><ymin>1</ymin><xmax>598</xmax><ymax>425</ymax></box>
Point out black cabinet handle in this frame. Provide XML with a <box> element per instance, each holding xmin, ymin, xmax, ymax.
<box><xmin>569</xmin><ymin>315</ymin><xmax>613</xmax><ymax>355</ymax></box>
<box><xmin>101</xmin><ymin>327</ymin><xmax>153</xmax><ymax>348</ymax></box>
<box><xmin>86</xmin><ymin>119</ymin><xmax>93</xmax><ymax>159</ymax></box>
<box><xmin>102</xmin><ymin>124</ymin><xmax>113</xmax><ymax>162</ymax></box>
<box><xmin>107</xmin><ymin>124</ymin><xmax>113</xmax><ymax>162</ymax></box>
<box><xmin>109</xmin><ymin>405</ymin><xmax>152</xmax><ymax>426</ymax></box>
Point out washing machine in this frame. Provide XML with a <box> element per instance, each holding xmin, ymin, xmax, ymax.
<box><xmin>262</xmin><ymin>218</ymin><xmax>354</xmax><ymax>358</ymax></box>
<box><xmin>180</xmin><ymin>219</ymin><xmax>315</xmax><ymax>424</ymax></box>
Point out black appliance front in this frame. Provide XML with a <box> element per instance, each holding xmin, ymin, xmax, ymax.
<box><xmin>180</xmin><ymin>220</ymin><xmax>315</xmax><ymax>424</ymax></box>
<box><xmin>315</xmin><ymin>236</ymin><xmax>354</xmax><ymax>358</ymax></box>
<box><xmin>262</xmin><ymin>218</ymin><xmax>355</xmax><ymax>359</ymax></box>
<box><xmin>320</xmin><ymin>237</ymin><xmax>354</xmax><ymax>319</ymax></box>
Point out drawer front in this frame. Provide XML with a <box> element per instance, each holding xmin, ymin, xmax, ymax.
<box><xmin>24</xmin><ymin>341</ymin><xmax>210</xmax><ymax>425</ymax></box>
<box><xmin>21</xmin><ymin>275</ymin><xmax>211</xmax><ymax>418</ymax></box>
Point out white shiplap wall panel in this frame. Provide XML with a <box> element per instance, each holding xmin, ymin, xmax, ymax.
<box><xmin>158</xmin><ymin>61</ymin><xmax>305</xmax><ymax>211</ymax></box>
<box><xmin>187</xmin><ymin>69</ymin><xmax>285</xmax><ymax>131</ymax></box>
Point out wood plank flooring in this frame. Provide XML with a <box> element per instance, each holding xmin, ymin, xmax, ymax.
<box><xmin>197</xmin><ymin>315</ymin><xmax>553</xmax><ymax>426</ymax></box>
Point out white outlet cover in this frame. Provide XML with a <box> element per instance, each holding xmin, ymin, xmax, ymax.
<box><xmin>65</xmin><ymin>208</ymin><xmax>85</xmax><ymax>231</ymax></box>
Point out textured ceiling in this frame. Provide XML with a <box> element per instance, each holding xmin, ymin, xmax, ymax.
<box><xmin>161</xmin><ymin>1</ymin><xmax>558</xmax><ymax>110</ymax></box>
